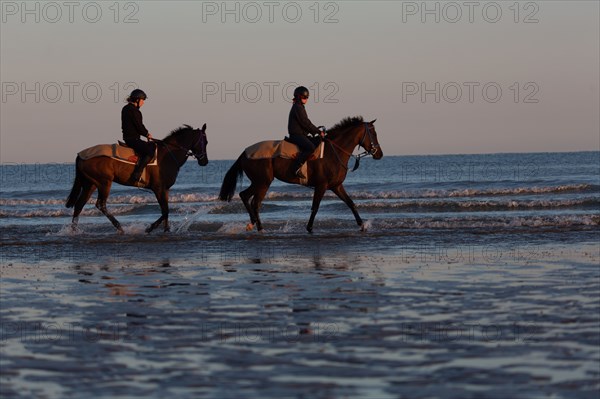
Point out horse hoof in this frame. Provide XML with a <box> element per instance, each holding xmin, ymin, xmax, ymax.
<box><xmin>246</xmin><ymin>223</ymin><xmax>254</xmax><ymax>231</ymax></box>
<box><xmin>306</xmin><ymin>226</ymin><xmax>313</xmax><ymax>233</ymax></box>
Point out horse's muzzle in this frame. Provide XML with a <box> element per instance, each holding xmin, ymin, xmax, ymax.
<box><xmin>198</xmin><ymin>157</ymin><xmax>209</xmax><ymax>166</ymax></box>
<box><xmin>371</xmin><ymin>146</ymin><xmax>383</xmax><ymax>160</ymax></box>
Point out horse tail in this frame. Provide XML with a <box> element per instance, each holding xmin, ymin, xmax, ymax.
<box><xmin>219</xmin><ymin>154</ymin><xmax>244</xmax><ymax>202</ymax></box>
<box><xmin>66</xmin><ymin>156</ymin><xmax>83</xmax><ymax>208</ymax></box>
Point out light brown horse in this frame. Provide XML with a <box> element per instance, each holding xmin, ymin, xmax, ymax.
<box><xmin>66</xmin><ymin>124</ymin><xmax>208</xmax><ymax>233</ymax></box>
<box><xmin>219</xmin><ymin>116</ymin><xmax>383</xmax><ymax>232</ymax></box>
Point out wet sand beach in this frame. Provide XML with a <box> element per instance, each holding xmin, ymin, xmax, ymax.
<box><xmin>1</xmin><ymin>232</ymin><xmax>599</xmax><ymax>398</ymax></box>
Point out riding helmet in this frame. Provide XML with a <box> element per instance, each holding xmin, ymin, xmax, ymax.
<box><xmin>293</xmin><ymin>86</ymin><xmax>310</xmax><ymax>100</ymax></box>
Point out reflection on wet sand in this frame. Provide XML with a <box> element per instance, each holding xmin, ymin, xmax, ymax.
<box><xmin>1</xmin><ymin>240</ymin><xmax>598</xmax><ymax>398</ymax></box>
<box><xmin>104</xmin><ymin>283</ymin><xmax>137</xmax><ymax>297</ymax></box>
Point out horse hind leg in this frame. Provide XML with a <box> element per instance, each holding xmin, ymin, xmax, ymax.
<box><xmin>250</xmin><ymin>185</ymin><xmax>270</xmax><ymax>232</ymax></box>
<box><xmin>240</xmin><ymin>185</ymin><xmax>258</xmax><ymax>230</ymax></box>
<box><xmin>238</xmin><ymin>158</ymin><xmax>273</xmax><ymax>232</ymax></box>
<box><xmin>95</xmin><ymin>181</ymin><xmax>123</xmax><ymax>233</ymax></box>
<box><xmin>71</xmin><ymin>182</ymin><xmax>96</xmax><ymax>230</ymax></box>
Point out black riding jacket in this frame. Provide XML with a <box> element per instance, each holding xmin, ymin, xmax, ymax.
<box><xmin>122</xmin><ymin>103</ymin><xmax>149</xmax><ymax>141</ymax></box>
<box><xmin>288</xmin><ymin>102</ymin><xmax>321</xmax><ymax>137</ymax></box>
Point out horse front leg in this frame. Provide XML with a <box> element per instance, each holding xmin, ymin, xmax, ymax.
<box><xmin>147</xmin><ymin>190</ymin><xmax>169</xmax><ymax>233</ymax></box>
<box><xmin>331</xmin><ymin>184</ymin><xmax>363</xmax><ymax>229</ymax></box>
<box><xmin>307</xmin><ymin>186</ymin><xmax>327</xmax><ymax>233</ymax></box>
<box><xmin>95</xmin><ymin>182</ymin><xmax>123</xmax><ymax>233</ymax></box>
<box><xmin>96</xmin><ymin>199</ymin><xmax>123</xmax><ymax>233</ymax></box>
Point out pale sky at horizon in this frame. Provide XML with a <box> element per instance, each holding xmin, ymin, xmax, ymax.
<box><xmin>1</xmin><ymin>0</ymin><xmax>598</xmax><ymax>163</ymax></box>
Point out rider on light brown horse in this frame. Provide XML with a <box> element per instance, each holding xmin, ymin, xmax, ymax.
<box><xmin>287</xmin><ymin>86</ymin><xmax>325</xmax><ymax>179</ymax></box>
<box><xmin>122</xmin><ymin>89</ymin><xmax>156</xmax><ymax>185</ymax></box>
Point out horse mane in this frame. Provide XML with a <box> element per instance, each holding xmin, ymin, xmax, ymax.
<box><xmin>164</xmin><ymin>124</ymin><xmax>194</xmax><ymax>141</ymax></box>
<box><xmin>327</xmin><ymin>116</ymin><xmax>364</xmax><ymax>136</ymax></box>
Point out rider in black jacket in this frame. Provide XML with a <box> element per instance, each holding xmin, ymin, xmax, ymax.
<box><xmin>121</xmin><ymin>89</ymin><xmax>156</xmax><ymax>184</ymax></box>
<box><xmin>288</xmin><ymin>86</ymin><xmax>323</xmax><ymax>178</ymax></box>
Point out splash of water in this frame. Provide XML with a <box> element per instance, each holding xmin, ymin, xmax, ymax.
<box><xmin>361</xmin><ymin>219</ymin><xmax>373</xmax><ymax>232</ymax></box>
<box><xmin>174</xmin><ymin>206</ymin><xmax>211</xmax><ymax>234</ymax></box>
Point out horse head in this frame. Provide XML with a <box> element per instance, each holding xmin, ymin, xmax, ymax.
<box><xmin>192</xmin><ymin>123</ymin><xmax>209</xmax><ymax>166</ymax></box>
<box><xmin>360</xmin><ymin>119</ymin><xmax>383</xmax><ymax>160</ymax></box>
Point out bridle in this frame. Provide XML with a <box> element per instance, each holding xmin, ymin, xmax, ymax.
<box><xmin>327</xmin><ymin>122</ymin><xmax>379</xmax><ymax>171</ymax></box>
<box><xmin>188</xmin><ymin>130</ymin><xmax>208</xmax><ymax>162</ymax></box>
<box><xmin>357</xmin><ymin>122</ymin><xmax>380</xmax><ymax>156</ymax></box>
<box><xmin>154</xmin><ymin>129</ymin><xmax>207</xmax><ymax>167</ymax></box>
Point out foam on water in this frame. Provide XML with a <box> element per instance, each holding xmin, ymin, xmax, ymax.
<box><xmin>361</xmin><ymin>219</ymin><xmax>373</xmax><ymax>231</ymax></box>
<box><xmin>121</xmin><ymin>224</ymin><xmax>150</xmax><ymax>235</ymax></box>
<box><xmin>52</xmin><ymin>223</ymin><xmax>86</xmax><ymax>237</ymax></box>
<box><xmin>216</xmin><ymin>222</ymin><xmax>250</xmax><ymax>235</ymax></box>
<box><xmin>174</xmin><ymin>206</ymin><xmax>213</xmax><ymax>234</ymax></box>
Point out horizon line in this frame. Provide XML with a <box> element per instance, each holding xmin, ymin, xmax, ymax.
<box><xmin>1</xmin><ymin>150</ymin><xmax>598</xmax><ymax>165</ymax></box>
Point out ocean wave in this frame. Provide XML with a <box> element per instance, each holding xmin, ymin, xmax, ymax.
<box><xmin>353</xmin><ymin>198</ymin><xmax>600</xmax><ymax>212</ymax></box>
<box><xmin>252</xmin><ymin>214</ymin><xmax>600</xmax><ymax>231</ymax></box>
<box><xmin>0</xmin><ymin>205</ymin><xmax>139</xmax><ymax>218</ymax></box>
<box><xmin>2</xmin><ymin>197</ymin><xmax>598</xmax><ymax>219</ymax></box>
<box><xmin>355</xmin><ymin>184</ymin><xmax>598</xmax><ymax>199</ymax></box>
<box><xmin>0</xmin><ymin>192</ymin><xmax>218</xmax><ymax>206</ymax></box>
<box><xmin>265</xmin><ymin>184</ymin><xmax>598</xmax><ymax>200</ymax></box>
<box><xmin>1</xmin><ymin>184</ymin><xmax>596</xmax><ymax>206</ymax></box>
<box><xmin>387</xmin><ymin>214</ymin><xmax>600</xmax><ymax>229</ymax></box>
<box><xmin>0</xmin><ymin>198</ymin><xmax>67</xmax><ymax>206</ymax></box>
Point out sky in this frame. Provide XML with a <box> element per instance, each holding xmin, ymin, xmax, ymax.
<box><xmin>1</xmin><ymin>0</ymin><xmax>599</xmax><ymax>163</ymax></box>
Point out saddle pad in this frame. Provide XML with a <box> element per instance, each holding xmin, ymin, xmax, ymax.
<box><xmin>78</xmin><ymin>143</ymin><xmax>157</xmax><ymax>165</ymax></box>
<box><xmin>245</xmin><ymin>140</ymin><xmax>323</xmax><ymax>160</ymax></box>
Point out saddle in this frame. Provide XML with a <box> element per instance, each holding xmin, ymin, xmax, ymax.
<box><xmin>244</xmin><ymin>139</ymin><xmax>324</xmax><ymax>161</ymax></box>
<box><xmin>78</xmin><ymin>142</ymin><xmax>158</xmax><ymax>165</ymax></box>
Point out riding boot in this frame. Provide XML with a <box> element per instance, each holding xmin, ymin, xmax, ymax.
<box><xmin>128</xmin><ymin>154</ymin><xmax>153</xmax><ymax>185</ymax></box>
<box><xmin>293</xmin><ymin>153</ymin><xmax>310</xmax><ymax>179</ymax></box>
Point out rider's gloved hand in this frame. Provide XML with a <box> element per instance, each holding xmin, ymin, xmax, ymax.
<box><xmin>318</xmin><ymin>126</ymin><xmax>326</xmax><ymax>138</ymax></box>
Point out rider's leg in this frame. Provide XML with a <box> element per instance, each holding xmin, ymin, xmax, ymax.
<box><xmin>125</xmin><ymin>140</ymin><xmax>156</xmax><ymax>184</ymax></box>
<box><xmin>292</xmin><ymin>152</ymin><xmax>311</xmax><ymax>179</ymax></box>
<box><xmin>288</xmin><ymin>135</ymin><xmax>315</xmax><ymax>179</ymax></box>
<box><xmin>129</xmin><ymin>154</ymin><xmax>154</xmax><ymax>184</ymax></box>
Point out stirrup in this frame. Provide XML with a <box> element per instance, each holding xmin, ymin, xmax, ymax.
<box><xmin>128</xmin><ymin>174</ymin><xmax>147</xmax><ymax>187</ymax></box>
<box><xmin>295</xmin><ymin>167</ymin><xmax>306</xmax><ymax>179</ymax></box>
<box><xmin>128</xmin><ymin>169</ymin><xmax>143</xmax><ymax>184</ymax></box>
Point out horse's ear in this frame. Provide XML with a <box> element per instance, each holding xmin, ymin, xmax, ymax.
<box><xmin>202</xmin><ymin>123</ymin><xmax>207</xmax><ymax>131</ymax></box>
<box><xmin>369</xmin><ymin>119</ymin><xmax>377</xmax><ymax>124</ymax></box>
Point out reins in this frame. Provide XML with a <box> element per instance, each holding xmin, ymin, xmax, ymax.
<box><xmin>326</xmin><ymin>122</ymin><xmax>378</xmax><ymax>172</ymax></box>
<box><xmin>152</xmin><ymin>131</ymin><xmax>206</xmax><ymax>168</ymax></box>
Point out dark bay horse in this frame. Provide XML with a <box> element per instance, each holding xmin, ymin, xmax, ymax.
<box><xmin>219</xmin><ymin>116</ymin><xmax>383</xmax><ymax>232</ymax></box>
<box><xmin>66</xmin><ymin>124</ymin><xmax>208</xmax><ymax>233</ymax></box>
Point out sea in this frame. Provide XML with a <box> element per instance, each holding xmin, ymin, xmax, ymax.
<box><xmin>1</xmin><ymin>151</ymin><xmax>598</xmax><ymax>238</ymax></box>
<box><xmin>1</xmin><ymin>151</ymin><xmax>599</xmax><ymax>398</ymax></box>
